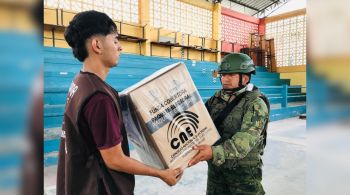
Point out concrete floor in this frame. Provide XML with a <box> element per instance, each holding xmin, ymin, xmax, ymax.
<box><xmin>44</xmin><ymin>117</ymin><xmax>306</xmax><ymax>195</ymax></box>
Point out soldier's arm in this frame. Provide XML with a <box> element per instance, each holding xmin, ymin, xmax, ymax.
<box><xmin>211</xmin><ymin>98</ymin><xmax>269</xmax><ymax>166</ymax></box>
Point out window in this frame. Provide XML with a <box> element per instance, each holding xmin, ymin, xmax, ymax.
<box><xmin>221</xmin><ymin>14</ymin><xmax>259</xmax><ymax>46</ymax></box>
<box><xmin>44</xmin><ymin>0</ymin><xmax>139</xmax><ymax>24</ymax></box>
<box><xmin>265</xmin><ymin>14</ymin><xmax>306</xmax><ymax>67</ymax></box>
<box><xmin>150</xmin><ymin>0</ymin><xmax>212</xmax><ymax>38</ymax></box>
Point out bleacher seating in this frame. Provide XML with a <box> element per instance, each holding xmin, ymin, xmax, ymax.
<box><xmin>44</xmin><ymin>46</ymin><xmax>306</xmax><ymax>167</ymax></box>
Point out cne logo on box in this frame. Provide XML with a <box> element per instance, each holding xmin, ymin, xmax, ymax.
<box><xmin>167</xmin><ymin>111</ymin><xmax>199</xmax><ymax>150</ymax></box>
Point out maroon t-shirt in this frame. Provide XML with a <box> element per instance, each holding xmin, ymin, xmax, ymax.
<box><xmin>79</xmin><ymin>92</ymin><xmax>123</xmax><ymax>150</ymax></box>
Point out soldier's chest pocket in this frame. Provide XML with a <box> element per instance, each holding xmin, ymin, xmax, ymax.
<box><xmin>211</xmin><ymin>104</ymin><xmax>226</xmax><ymax>119</ymax></box>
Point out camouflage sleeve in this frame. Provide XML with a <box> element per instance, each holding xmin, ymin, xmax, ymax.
<box><xmin>211</xmin><ymin>97</ymin><xmax>269</xmax><ymax>166</ymax></box>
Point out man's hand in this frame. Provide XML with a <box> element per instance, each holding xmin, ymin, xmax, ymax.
<box><xmin>158</xmin><ymin>168</ymin><xmax>183</xmax><ymax>186</ymax></box>
<box><xmin>188</xmin><ymin>145</ymin><xmax>213</xmax><ymax>167</ymax></box>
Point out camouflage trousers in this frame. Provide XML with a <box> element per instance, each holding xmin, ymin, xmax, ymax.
<box><xmin>206</xmin><ymin>161</ymin><xmax>265</xmax><ymax>195</ymax></box>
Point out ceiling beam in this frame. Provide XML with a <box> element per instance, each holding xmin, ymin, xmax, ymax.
<box><xmin>253</xmin><ymin>0</ymin><xmax>272</xmax><ymax>10</ymax></box>
<box><xmin>227</xmin><ymin>0</ymin><xmax>259</xmax><ymax>11</ymax></box>
<box><xmin>253</xmin><ymin>0</ymin><xmax>284</xmax><ymax>17</ymax></box>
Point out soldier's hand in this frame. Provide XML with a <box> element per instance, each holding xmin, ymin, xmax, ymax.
<box><xmin>188</xmin><ymin>145</ymin><xmax>213</xmax><ymax>167</ymax></box>
<box><xmin>158</xmin><ymin>168</ymin><xmax>183</xmax><ymax>186</ymax></box>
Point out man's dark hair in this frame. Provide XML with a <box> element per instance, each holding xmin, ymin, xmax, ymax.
<box><xmin>64</xmin><ymin>10</ymin><xmax>117</xmax><ymax>62</ymax></box>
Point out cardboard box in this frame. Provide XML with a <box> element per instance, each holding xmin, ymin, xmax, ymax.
<box><xmin>120</xmin><ymin>62</ymin><xmax>220</xmax><ymax>169</ymax></box>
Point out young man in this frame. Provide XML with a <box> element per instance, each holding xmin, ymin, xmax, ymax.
<box><xmin>56</xmin><ymin>10</ymin><xmax>182</xmax><ymax>195</ymax></box>
<box><xmin>188</xmin><ymin>53</ymin><xmax>270</xmax><ymax>195</ymax></box>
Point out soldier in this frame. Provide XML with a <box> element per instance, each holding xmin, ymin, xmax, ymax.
<box><xmin>188</xmin><ymin>53</ymin><xmax>270</xmax><ymax>195</ymax></box>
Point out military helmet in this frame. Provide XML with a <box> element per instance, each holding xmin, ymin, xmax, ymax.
<box><xmin>218</xmin><ymin>53</ymin><xmax>256</xmax><ymax>74</ymax></box>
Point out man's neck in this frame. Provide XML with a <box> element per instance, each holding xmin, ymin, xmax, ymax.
<box><xmin>82</xmin><ymin>58</ymin><xmax>109</xmax><ymax>81</ymax></box>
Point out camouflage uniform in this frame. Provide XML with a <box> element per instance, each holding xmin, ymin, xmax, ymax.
<box><xmin>206</xmin><ymin>85</ymin><xmax>269</xmax><ymax>195</ymax></box>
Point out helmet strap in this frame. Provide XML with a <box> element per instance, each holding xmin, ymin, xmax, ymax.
<box><xmin>223</xmin><ymin>85</ymin><xmax>245</xmax><ymax>94</ymax></box>
<box><xmin>239</xmin><ymin>73</ymin><xmax>243</xmax><ymax>87</ymax></box>
<box><xmin>239</xmin><ymin>73</ymin><xmax>252</xmax><ymax>86</ymax></box>
<box><xmin>247</xmin><ymin>74</ymin><xmax>251</xmax><ymax>84</ymax></box>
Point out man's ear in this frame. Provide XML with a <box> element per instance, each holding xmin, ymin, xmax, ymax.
<box><xmin>90</xmin><ymin>37</ymin><xmax>103</xmax><ymax>55</ymax></box>
<box><xmin>243</xmin><ymin>74</ymin><xmax>250</xmax><ymax>84</ymax></box>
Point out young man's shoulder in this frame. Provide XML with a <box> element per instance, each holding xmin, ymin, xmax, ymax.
<box><xmin>89</xmin><ymin>92</ymin><xmax>114</xmax><ymax>101</ymax></box>
<box><xmin>83</xmin><ymin>92</ymin><xmax>117</xmax><ymax>112</ymax></box>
